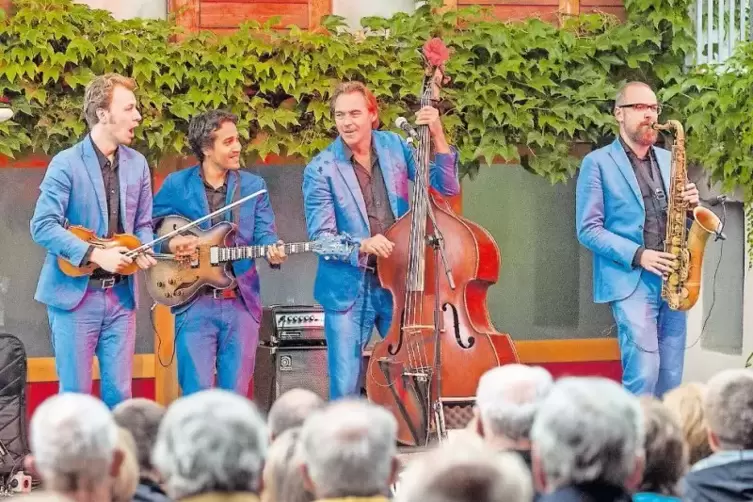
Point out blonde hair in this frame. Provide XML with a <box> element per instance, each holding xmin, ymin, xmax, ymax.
<box><xmin>83</xmin><ymin>73</ymin><xmax>137</xmax><ymax>128</ymax></box>
<box><xmin>112</xmin><ymin>427</ymin><xmax>139</xmax><ymax>502</ymax></box>
<box><xmin>663</xmin><ymin>383</ymin><xmax>713</xmax><ymax>465</ymax></box>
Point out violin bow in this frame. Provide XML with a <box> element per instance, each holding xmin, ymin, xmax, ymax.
<box><xmin>124</xmin><ymin>188</ymin><xmax>267</xmax><ymax>259</ymax></box>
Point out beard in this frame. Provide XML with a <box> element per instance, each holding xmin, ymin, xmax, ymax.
<box><xmin>627</xmin><ymin>122</ymin><xmax>658</xmax><ymax>146</ymax></box>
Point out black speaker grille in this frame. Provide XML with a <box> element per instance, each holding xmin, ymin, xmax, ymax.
<box><xmin>253</xmin><ymin>344</ymin><xmax>328</xmax><ymax>414</ymax></box>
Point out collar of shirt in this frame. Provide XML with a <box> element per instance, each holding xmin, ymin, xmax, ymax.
<box><xmin>691</xmin><ymin>449</ymin><xmax>753</xmax><ymax>472</ymax></box>
<box><xmin>199</xmin><ymin>166</ymin><xmax>228</xmax><ymax>192</ymax></box>
<box><xmin>90</xmin><ymin>134</ymin><xmax>119</xmax><ymax>171</ymax></box>
<box><xmin>343</xmin><ymin>142</ymin><xmax>378</xmax><ymax>171</ymax></box>
<box><xmin>619</xmin><ymin>135</ymin><xmax>652</xmax><ymax>162</ymax></box>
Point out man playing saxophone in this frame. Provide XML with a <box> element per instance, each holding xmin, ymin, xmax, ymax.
<box><xmin>575</xmin><ymin>81</ymin><xmax>699</xmax><ymax>398</ymax></box>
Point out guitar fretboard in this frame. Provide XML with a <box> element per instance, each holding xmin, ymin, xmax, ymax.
<box><xmin>216</xmin><ymin>242</ymin><xmax>313</xmax><ymax>262</ymax></box>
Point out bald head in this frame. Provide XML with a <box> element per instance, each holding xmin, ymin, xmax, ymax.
<box><xmin>704</xmin><ymin>369</ymin><xmax>753</xmax><ymax>451</ymax></box>
<box><xmin>614</xmin><ymin>81</ymin><xmax>655</xmax><ymax>108</ymax></box>
<box><xmin>267</xmin><ymin>388</ymin><xmax>325</xmax><ymax>440</ymax></box>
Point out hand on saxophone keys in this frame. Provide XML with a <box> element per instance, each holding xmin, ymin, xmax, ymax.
<box><xmin>682</xmin><ymin>182</ymin><xmax>700</xmax><ymax>207</ymax></box>
<box><xmin>640</xmin><ymin>250</ymin><xmax>677</xmax><ymax>278</ymax></box>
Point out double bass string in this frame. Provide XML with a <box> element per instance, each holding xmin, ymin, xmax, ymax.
<box><xmin>409</xmin><ymin>83</ymin><xmax>434</xmax><ymax>374</ymax></box>
<box><xmin>415</xmin><ymin>108</ymin><xmax>431</xmax><ymax>372</ymax></box>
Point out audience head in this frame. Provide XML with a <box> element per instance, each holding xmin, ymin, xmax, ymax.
<box><xmin>27</xmin><ymin>393</ymin><xmax>121</xmax><ymax>497</ymax></box>
<box><xmin>704</xmin><ymin>369</ymin><xmax>753</xmax><ymax>452</ymax></box>
<box><xmin>262</xmin><ymin>427</ymin><xmax>302</xmax><ymax>502</ymax></box>
<box><xmin>530</xmin><ymin>377</ymin><xmax>645</xmax><ymax>493</ymax></box>
<box><xmin>638</xmin><ymin>397</ymin><xmax>688</xmax><ymax>496</ymax></box>
<box><xmin>299</xmin><ymin>398</ymin><xmax>398</xmax><ymax>499</ymax></box>
<box><xmin>113</xmin><ymin>398</ymin><xmax>166</xmax><ymax>476</ymax></box>
<box><xmin>111</xmin><ymin>428</ymin><xmax>139</xmax><ymax>502</ymax></box>
<box><xmin>395</xmin><ymin>441</ymin><xmax>533</xmax><ymax>502</ymax></box>
<box><xmin>281</xmin><ymin>438</ymin><xmax>315</xmax><ymax>502</ymax></box>
<box><xmin>152</xmin><ymin>389</ymin><xmax>267</xmax><ymax>500</ymax></box>
<box><xmin>267</xmin><ymin>388</ymin><xmax>325</xmax><ymax>441</ymax></box>
<box><xmin>662</xmin><ymin>382</ymin><xmax>713</xmax><ymax>464</ymax></box>
<box><xmin>475</xmin><ymin>364</ymin><xmax>553</xmax><ymax>446</ymax></box>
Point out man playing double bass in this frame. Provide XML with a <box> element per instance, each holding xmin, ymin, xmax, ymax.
<box><xmin>302</xmin><ymin>81</ymin><xmax>461</xmax><ymax>400</ymax></box>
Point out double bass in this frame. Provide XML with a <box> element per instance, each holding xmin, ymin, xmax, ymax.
<box><xmin>365</xmin><ymin>38</ymin><xmax>520</xmax><ymax>446</ymax></box>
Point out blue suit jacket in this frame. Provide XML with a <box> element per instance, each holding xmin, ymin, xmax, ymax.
<box><xmin>151</xmin><ymin>166</ymin><xmax>279</xmax><ymax>322</ymax></box>
<box><xmin>30</xmin><ymin>137</ymin><xmax>154</xmax><ymax>311</ymax></box>
<box><xmin>302</xmin><ymin>130</ymin><xmax>461</xmax><ymax>312</ymax></box>
<box><xmin>575</xmin><ymin>138</ymin><xmax>671</xmax><ymax>304</ymax></box>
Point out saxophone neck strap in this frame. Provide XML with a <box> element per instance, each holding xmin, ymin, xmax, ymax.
<box><xmin>634</xmin><ymin>148</ymin><xmax>668</xmax><ymax>213</ymax></box>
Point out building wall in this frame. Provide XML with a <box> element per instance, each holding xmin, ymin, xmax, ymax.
<box><xmin>1</xmin><ymin>0</ymin><xmax>167</xmax><ymax>19</ymax></box>
<box><xmin>332</xmin><ymin>0</ymin><xmax>415</xmax><ymax>29</ymax></box>
<box><xmin>74</xmin><ymin>0</ymin><xmax>167</xmax><ymax>20</ymax></box>
<box><xmin>167</xmin><ymin>0</ymin><xmax>331</xmax><ymax>34</ymax></box>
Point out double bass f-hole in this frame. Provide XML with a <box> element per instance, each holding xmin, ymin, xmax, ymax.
<box><xmin>387</xmin><ymin>302</ymin><xmax>471</xmax><ymax>356</ymax></box>
<box><xmin>443</xmin><ymin>302</ymin><xmax>474</xmax><ymax>349</ymax></box>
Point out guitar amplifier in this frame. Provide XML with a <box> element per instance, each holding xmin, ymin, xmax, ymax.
<box><xmin>252</xmin><ymin>343</ymin><xmax>329</xmax><ymax>414</ymax></box>
<box><xmin>259</xmin><ymin>305</ymin><xmax>325</xmax><ymax>345</ymax></box>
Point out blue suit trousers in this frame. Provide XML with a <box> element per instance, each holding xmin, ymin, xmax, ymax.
<box><xmin>47</xmin><ymin>280</ymin><xmax>135</xmax><ymax>409</ymax></box>
<box><xmin>324</xmin><ymin>273</ymin><xmax>393</xmax><ymax>400</ymax></box>
<box><xmin>610</xmin><ymin>271</ymin><xmax>687</xmax><ymax>397</ymax></box>
<box><xmin>174</xmin><ymin>295</ymin><xmax>260</xmax><ymax>396</ymax></box>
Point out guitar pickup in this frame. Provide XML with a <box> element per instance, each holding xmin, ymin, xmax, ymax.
<box><xmin>209</xmin><ymin>246</ymin><xmax>219</xmax><ymax>265</ymax></box>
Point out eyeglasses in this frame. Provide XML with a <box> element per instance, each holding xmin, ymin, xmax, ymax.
<box><xmin>618</xmin><ymin>103</ymin><xmax>662</xmax><ymax>114</ymax></box>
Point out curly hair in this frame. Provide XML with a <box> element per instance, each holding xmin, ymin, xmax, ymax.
<box><xmin>187</xmin><ymin>109</ymin><xmax>238</xmax><ymax>163</ymax></box>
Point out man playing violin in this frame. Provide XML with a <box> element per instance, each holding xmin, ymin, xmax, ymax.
<box><xmin>152</xmin><ymin>109</ymin><xmax>286</xmax><ymax>396</ymax></box>
<box><xmin>302</xmin><ymin>81</ymin><xmax>460</xmax><ymax>400</ymax></box>
<box><xmin>30</xmin><ymin>73</ymin><xmax>157</xmax><ymax>409</ymax></box>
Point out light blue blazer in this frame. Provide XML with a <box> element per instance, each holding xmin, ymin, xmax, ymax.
<box><xmin>302</xmin><ymin>130</ymin><xmax>460</xmax><ymax>312</ymax></box>
<box><xmin>30</xmin><ymin>137</ymin><xmax>154</xmax><ymax>311</ymax></box>
<box><xmin>575</xmin><ymin>138</ymin><xmax>671</xmax><ymax>304</ymax></box>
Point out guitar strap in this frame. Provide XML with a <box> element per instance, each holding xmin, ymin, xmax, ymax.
<box><xmin>222</xmin><ymin>170</ymin><xmax>242</xmax><ymax>246</ymax></box>
<box><xmin>230</xmin><ymin>170</ymin><xmax>241</xmax><ymax>225</ymax></box>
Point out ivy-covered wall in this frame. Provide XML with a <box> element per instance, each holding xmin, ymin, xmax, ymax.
<box><xmin>0</xmin><ymin>0</ymin><xmax>748</xmax><ymax>209</ymax></box>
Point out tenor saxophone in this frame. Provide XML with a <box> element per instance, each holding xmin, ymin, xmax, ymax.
<box><xmin>652</xmin><ymin>120</ymin><xmax>723</xmax><ymax>311</ymax></box>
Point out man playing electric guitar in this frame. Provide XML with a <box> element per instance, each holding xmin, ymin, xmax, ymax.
<box><xmin>152</xmin><ymin>109</ymin><xmax>287</xmax><ymax>396</ymax></box>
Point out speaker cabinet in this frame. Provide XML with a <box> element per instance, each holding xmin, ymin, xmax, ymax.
<box><xmin>253</xmin><ymin>343</ymin><xmax>329</xmax><ymax>414</ymax></box>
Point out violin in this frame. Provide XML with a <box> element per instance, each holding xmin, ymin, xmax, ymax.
<box><xmin>58</xmin><ymin>225</ymin><xmax>150</xmax><ymax>277</ymax></box>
